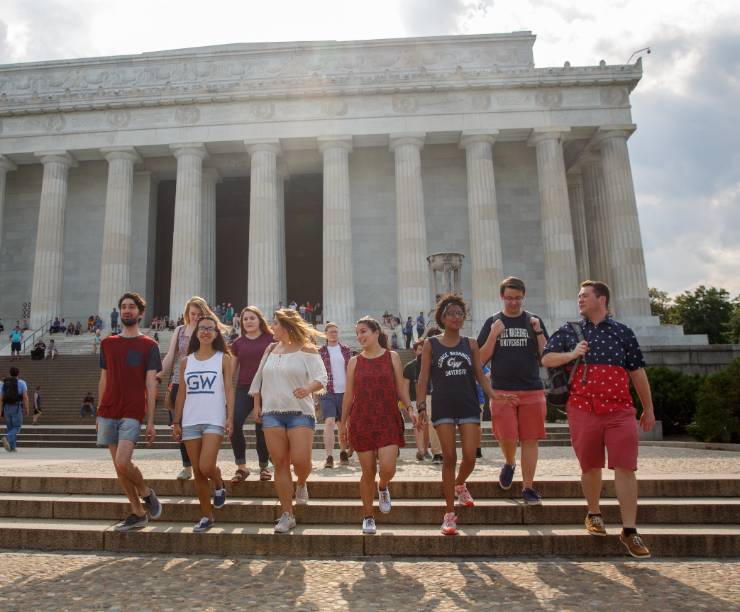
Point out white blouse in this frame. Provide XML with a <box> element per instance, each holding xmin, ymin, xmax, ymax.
<box><xmin>249</xmin><ymin>348</ymin><xmax>328</xmax><ymax>417</ymax></box>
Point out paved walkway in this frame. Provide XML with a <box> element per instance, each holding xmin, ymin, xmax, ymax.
<box><xmin>0</xmin><ymin>552</ymin><xmax>737</xmax><ymax>610</ymax></box>
<box><xmin>1</xmin><ymin>445</ymin><xmax>738</xmax><ymax>480</ymax></box>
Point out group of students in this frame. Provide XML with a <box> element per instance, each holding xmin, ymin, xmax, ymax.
<box><xmin>94</xmin><ymin>275</ymin><xmax>655</xmax><ymax>559</ymax></box>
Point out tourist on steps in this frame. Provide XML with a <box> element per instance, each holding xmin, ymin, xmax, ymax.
<box><xmin>318</xmin><ymin>322</ymin><xmax>352</xmax><ymax>469</ymax></box>
<box><xmin>96</xmin><ymin>292</ymin><xmax>162</xmax><ymax>531</ymax></box>
<box><xmin>249</xmin><ymin>309</ymin><xmax>328</xmax><ymax>534</ymax></box>
<box><xmin>339</xmin><ymin>317</ymin><xmax>418</xmax><ymax>536</ymax></box>
<box><xmin>416</xmin><ymin>293</ymin><xmax>505</xmax><ymax>536</ymax></box>
<box><xmin>229</xmin><ymin>306</ymin><xmax>273</xmax><ymax>483</ymax></box>
<box><xmin>402</xmin><ymin>339</ymin><xmax>432</xmax><ymax>461</ymax></box>
<box><xmin>477</xmin><ymin>276</ymin><xmax>549</xmax><ymax>504</ymax></box>
<box><xmin>32</xmin><ymin>385</ymin><xmax>42</xmax><ymax>424</ymax></box>
<box><xmin>172</xmin><ymin>314</ymin><xmax>234</xmax><ymax>533</ymax></box>
<box><xmin>541</xmin><ymin>280</ymin><xmax>656</xmax><ymax>559</ymax></box>
<box><xmin>159</xmin><ymin>296</ymin><xmax>223</xmax><ymax>480</ymax></box>
<box><xmin>1</xmin><ymin>366</ymin><xmax>29</xmax><ymax>452</ymax></box>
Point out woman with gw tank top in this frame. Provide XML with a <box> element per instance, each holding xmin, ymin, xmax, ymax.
<box><xmin>172</xmin><ymin>315</ymin><xmax>234</xmax><ymax>532</ymax></box>
<box><xmin>159</xmin><ymin>296</ymin><xmax>224</xmax><ymax>480</ymax></box>
<box><xmin>416</xmin><ymin>293</ymin><xmax>510</xmax><ymax>536</ymax></box>
<box><xmin>339</xmin><ymin>317</ymin><xmax>418</xmax><ymax>535</ymax></box>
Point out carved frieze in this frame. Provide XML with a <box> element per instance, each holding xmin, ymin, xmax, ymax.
<box><xmin>600</xmin><ymin>87</ymin><xmax>629</xmax><ymax>106</ymax></box>
<box><xmin>106</xmin><ymin>110</ymin><xmax>131</xmax><ymax>128</ymax></box>
<box><xmin>174</xmin><ymin>106</ymin><xmax>200</xmax><ymax>125</ymax></box>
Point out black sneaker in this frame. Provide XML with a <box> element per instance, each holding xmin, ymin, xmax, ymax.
<box><xmin>339</xmin><ymin>451</ymin><xmax>349</xmax><ymax>465</ymax></box>
<box><xmin>114</xmin><ymin>513</ymin><xmax>148</xmax><ymax>532</ymax></box>
<box><xmin>475</xmin><ymin>447</ymin><xmax>483</xmax><ymax>459</ymax></box>
<box><xmin>324</xmin><ymin>455</ymin><xmax>334</xmax><ymax>469</ymax></box>
<box><xmin>142</xmin><ymin>489</ymin><xmax>162</xmax><ymax>519</ymax></box>
<box><xmin>432</xmin><ymin>454</ymin><xmax>443</xmax><ymax>465</ymax></box>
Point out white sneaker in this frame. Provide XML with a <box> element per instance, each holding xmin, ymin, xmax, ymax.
<box><xmin>274</xmin><ymin>512</ymin><xmax>296</xmax><ymax>533</ymax></box>
<box><xmin>362</xmin><ymin>517</ymin><xmax>377</xmax><ymax>534</ymax></box>
<box><xmin>378</xmin><ymin>485</ymin><xmax>392</xmax><ymax>514</ymax></box>
<box><xmin>295</xmin><ymin>483</ymin><xmax>309</xmax><ymax>505</ymax></box>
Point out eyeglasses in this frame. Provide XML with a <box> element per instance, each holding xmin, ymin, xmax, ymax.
<box><xmin>445</xmin><ymin>310</ymin><xmax>465</xmax><ymax>318</ymax></box>
<box><xmin>503</xmin><ymin>296</ymin><xmax>524</xmax><ymax>302</ymax></box>
<box><xmin>197</xmin><ymin>326</ymin><xmax>217</xmax><ymax>334</ymax></box>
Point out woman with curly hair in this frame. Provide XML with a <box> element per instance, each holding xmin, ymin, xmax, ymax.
<box><xmin>416</xmin><ymin>293</ymin><xmax>508</xmax><ymax>536</ymax></box>
<box><xmin>249</xmin><ymin>309</ymin><xmax>328</xmax><ymax>533</ymax></box>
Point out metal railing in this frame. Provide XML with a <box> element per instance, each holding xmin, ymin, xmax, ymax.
<box><xmin>0</xmin><ymin>319</ymin><xmax>53</xmax><ymax>356</ymax></box>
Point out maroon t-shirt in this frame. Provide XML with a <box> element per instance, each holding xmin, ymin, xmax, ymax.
<box><xmin>98</xmin><ymin>334</ymin><xmax>162</xmax><ymax>422</ymax></box>
<box><xmin>231</xmin><ymin>333</ymin><xmax>273</xmax><ymax>388</ymax></box>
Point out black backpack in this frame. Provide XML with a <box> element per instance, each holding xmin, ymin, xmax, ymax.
<box><xmin>2</xmin><ymin>377</ymin><xmax>20</xmax><ymax>405</ymax></box>
<box><xmin>545</xmin><ymin>322</ymin><xmax>588</xmax><ymax>407</ymax></box>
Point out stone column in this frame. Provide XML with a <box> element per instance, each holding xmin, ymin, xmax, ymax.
<box><xmin>30</xmin><ymin>152</ymin><xmax>75</xmax><ymax>328</ymax></box>
<box><xmin>580</xmin><ymin>154</ymin><xmax>613</xmax><ymax>289</ymax></box>
<box><xmin>97</xmin><ymin>148</ymin><xmax>140</xmax><ymax>316</ymax></box>
<box><xmin>319</xmin><ymin>136</ymin><xmax>355</xmax><ymax>327</ymax></box>
<box><xmin>201</xmin><ymin>168</ymin><xmax>220</xmax><ymax>306</ymax></box>
<box><xmin>277</xmin><ymin>161</ymin><xmax>289</xmax><ymax>307</ymax></box>
<box><xmin>390</xmin><ymin>133</ymin><xmax>430</xmax><ymax>320</ymax></box>
<box><xmin>528</xmin><ymin>128</ymin><xmax>579</xmax><ymax>322</ymax></box>
<box><xmin>597</xmin><ymin>125</ymin><xmax>651</xmax><ymax>318</ymax></box>
<box><xmin>0</xmin><ymin>156</ymin><xmax>17</xmax><ymax>257</ymax></box>
<box><xmin>169</xmin><ymin>144</ymin><xmax>206</xmax><ymax>318</ymax></box>
<box><xmin>246</xmin><ymin>140</ymin><xmax>281</xmax><ymax>315</ymax></box>
<box><xmin>460</xmin><ymin>132</ymin><xmax>504</xmax><ymax>331</ymax></box>
<box><xmin>567</xmin><ymin>170</ymin><xmax>590</xmax><ymax>282</ymax></box>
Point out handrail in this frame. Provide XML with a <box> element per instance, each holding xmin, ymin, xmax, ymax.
<box><xmin>0</xmin><ymin>319</ymin><xmax>53</xmax><ymax>356</ymax></box>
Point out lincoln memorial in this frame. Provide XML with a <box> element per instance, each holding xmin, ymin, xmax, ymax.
<box><xmin>0</xmin><ymin>32</ymin><xmax>701</xmax><ymax>344</ymax></box>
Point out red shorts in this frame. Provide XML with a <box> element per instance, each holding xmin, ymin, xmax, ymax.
<box><xmin>491</xmin><ymin>389</ymin><xmax>546</xmax><ymax>442</ymax></box>
<box><xmin>567</xmin><ymin>404</ymin><xmax>638</xmax><ymax>472</ymax></box>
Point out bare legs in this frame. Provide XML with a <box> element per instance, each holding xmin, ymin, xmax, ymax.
<box><xmin>108</xmin><ymin>442</ymin><xmax>150</xmax><ymax>517</ymax></box>
<box><xmin>357</xmin><ymin>445</ymin><xmax>398</xmax><ymax>518</ymax></box>
<box><xmin>436</xmin><ymin>424</ymin><xmax>479</xmax><ymax>513</ymax></box>
<box><xmin>184</xmin><ymin>434</ymin><xmax>224</xmax><ymax>520</ymax></box>
<box><xmin>264</xmin><ymin>426</ymin><xmax>313</xmax><ymax>515</ymax></box>
<box><xmin>581</xmin><ymin>467</ymin><xmax>638</xmax><ymax>528</ymax></box>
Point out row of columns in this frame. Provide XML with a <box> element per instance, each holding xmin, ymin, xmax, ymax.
<box><xmin>1</xmin><ymin>125</ymin><xmax>650</xmax><ymax>331</ymax></box>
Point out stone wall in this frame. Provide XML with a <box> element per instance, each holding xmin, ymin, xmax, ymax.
<box><xmin>642</xmin><ymin>344</ymin><xmax>740</xmax><ymax>375</ymax></box>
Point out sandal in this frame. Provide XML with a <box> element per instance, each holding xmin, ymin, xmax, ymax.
<box><xmin>231</xmin><ymin>468</ymin><xmax>249</xmax><ymax>483</ymax></box>
<box><xmin>259</xmin><ymin>467</ymin><xmax>272</xmax><ymax>481</ymax></box>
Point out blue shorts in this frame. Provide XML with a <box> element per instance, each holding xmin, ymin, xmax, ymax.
<box><xmin>432</xmin><ymin>416</ymin><xmax>481</xmax><ymax>427</ymax></box>
<box><xmin>181</xmin><ymin>423</ymin><xmax>225</xmax><ymax>440</ymax></box>
<box><xmin>320</xmin><ymin>392</ymin><xmax>344</xmax><ymax>420</ymax></box>
<box><xmin>261</xmin><ymin>412</ymin><xmax>316</xmax><ymax>430</ymax></box>
<box><xmin>96</xmin><ymin>417</ymin><xmax>141</xmax><ymax>446</ymax></box>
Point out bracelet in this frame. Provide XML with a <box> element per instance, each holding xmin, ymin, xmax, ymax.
<box><xmin>173</xmin><ymin>422</ymin><xmax>181</xmax><ymax>425</ymax></box>
<box><xmin>417</xmin><ymin>406</ymin><xmax>427</xmax><ymax>412</ymax></box>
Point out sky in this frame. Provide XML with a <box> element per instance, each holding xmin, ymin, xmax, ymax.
<box><xmin>1</xmin><ymin>0</ymin><xmax>738</xmax><ymax>297</ymax></box>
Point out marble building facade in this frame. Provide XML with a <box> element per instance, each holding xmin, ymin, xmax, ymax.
<box><xmin>0</xmin><ymin>32</ymin><xmax>700</xmax><ymax>344</ymax></box>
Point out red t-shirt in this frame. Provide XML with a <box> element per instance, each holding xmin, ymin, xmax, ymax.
<box><xmin>231</xmin><ymin>333</ymin><xmax>273</xmax><ymax>388</ymax></box>
<box><xmin>98</xmin><ymin>334</ymin><xmax>162</xmax><ymax>422</ymax></box>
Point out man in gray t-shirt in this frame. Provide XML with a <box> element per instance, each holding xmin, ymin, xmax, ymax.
<box><xmin>477</xmin><ymin>277</ymin><xmax>548</xmax><ymax>505</ymax></box>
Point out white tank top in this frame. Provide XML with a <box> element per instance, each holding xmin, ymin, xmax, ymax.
<box><xmin>182</xmin><ymin>351</ymin><xmax>226</xmax><ymax>428</ymax></box>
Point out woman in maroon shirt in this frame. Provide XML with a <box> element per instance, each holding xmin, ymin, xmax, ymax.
<box><xmin>229</xmin><ymin>306</ymin><xmax>274</xmax><ymax>482</ymax></box>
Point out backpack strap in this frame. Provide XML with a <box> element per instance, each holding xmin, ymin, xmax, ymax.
<box><xmin>567</xmin><ymin>321</ymin><xmax>588</xmax><ymax>385</ymax></box>
<box><xmin>522</xmin><ymin>311</ymin><xmax>542</xmax><ymax>361</ymax></box>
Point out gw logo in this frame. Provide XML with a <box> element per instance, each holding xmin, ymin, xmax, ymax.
<box><xmin>186</xmin><ymin>371</ymin><xmax>218</xmax><ymax>394</ymax></box>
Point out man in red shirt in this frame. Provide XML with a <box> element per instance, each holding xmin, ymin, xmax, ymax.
<box><xmin>97</xmin><ymin>292</ymin><xmax>163</xmax><ymax>531</ymax></box>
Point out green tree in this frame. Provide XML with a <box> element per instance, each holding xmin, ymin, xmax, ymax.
<box><xmin>649</xmin><ymin>287</ymin><xmax>676</xmax><ymax>324</ymax></box>
<box><xmin>728</xmin><ymin>296</ymin><xmax>740</xmax><ymax>344</ymax></box>
<box><xmin>672</xmin><ymin>285</ymin><xmax>734</xmax><ymax>344</ymax></box>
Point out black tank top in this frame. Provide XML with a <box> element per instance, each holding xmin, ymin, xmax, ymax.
<box><xmin>429</xmin><ymin>336</ymin><xmax>480</xmax><ymax>420</ymax></box>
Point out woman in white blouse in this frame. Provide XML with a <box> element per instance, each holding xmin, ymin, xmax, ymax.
<box><xmin>250</xmin><ymin>308</ymin><xmax>328</xmax><ymax>533</ymax></box>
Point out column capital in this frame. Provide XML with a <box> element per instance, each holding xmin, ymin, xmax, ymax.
<box><xmin>460</xmin><ymin>130</ymin><xmax>499</xmax><ymax>149</ymax></box>
<box><xmin>527</xmin><ymin>127</ymin><xmax>571</xmax><ymax>147</ymax></box>
<box><xmin>202</xmin><ymin>167</ymin><xmax>222</xmax><ymax>184</ymax></box>
<box><xmin>34</xmin><ymin>151</ymin><xmax>77</xmax><ymax>167</ymax></box>
<box><xmin>101</xmin><ymin>147</ymin><xmax>141</xmax><ymax>164</ymax></box>
<box><xmin>317</xmin><ymin>136</ymin><xmax>353</xmax><ymax>153</ymax></box>
<box><xmin>170</xmin><ymin>143</ymin><xmax>208</xmax><ymax>159</ymax></box>
<box><xmin>245</xmin><ymin>139</ymin><xmax>281</xmax><ymax>155</ymax></box>
<box><xmin>596</xmin><ymin>124</ymin><xmax>637</xmax><ymax>143</ymax></box>
<box><xmin>0</xmin><ymin>155</ymin><xmax>17</xmax><ymax>172</ymax></box>
<box><xmin>389</xmin><ymin>133</ymin><xmax>425</xmax><ymax>151</ymax></box>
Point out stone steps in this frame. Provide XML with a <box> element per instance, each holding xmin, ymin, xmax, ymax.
<box><xmin>0</xmin><ymin>476</ymin><xmax>736</xmax><ymax>557</ymax></box>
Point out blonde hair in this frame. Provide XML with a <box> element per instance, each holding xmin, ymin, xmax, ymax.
<box><xmin>182</xmin><ymin>296</ymin><xmax>226</xmax><ymax>333</ymax></box>
<box><xmin>274</xmin><ymin>308</ymin><xmax>325</xmax><ymax>347</ymax></box>
<box><xmin>240</xmin><ymin>305</ymin><xmax>273</xmax><ymax>337</ymax></box>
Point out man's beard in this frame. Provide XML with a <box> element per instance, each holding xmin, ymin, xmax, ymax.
<box><xmin>121</xmin><ymin>316</ymin><xmax>139</xmax><ymax>327</ymax></box>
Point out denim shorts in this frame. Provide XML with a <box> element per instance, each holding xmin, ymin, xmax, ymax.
<box><xmin>320</xmin><ymin>392</ymin><xmax>344</xmax><ymax>420</ymax></box>
<box><xmin>432</xmin><ymin>415</ymin><xmax>481</xmax><ymax>427</ymax></box>
<box><xmin>96</xmin><ymin>417</ymin><xmax>141</xmax><ymax>446</ymax></box>
<box><xmin>181</xmin><ymin>423</ymin><xmax>225</xmax><ymax>440</ymax></box>
<box><xmin>261</xmin><ymin>412</ymin><xmax>316</xmax><ymax>430</ymax></box>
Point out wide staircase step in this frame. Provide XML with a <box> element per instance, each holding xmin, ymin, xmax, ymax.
<box><xmin>0</xmin><ymin>476</ymin><xmax>737</xmax><ymax>557</ymax></box>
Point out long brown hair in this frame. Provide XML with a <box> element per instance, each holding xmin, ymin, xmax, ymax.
<box><xmin>187</xmin><ymin>315</ymin><xmax>230</xmax><ymax>355</ymax></box>
<box><xmin>183</xmin><ymin>296</ymin><xmax>225</xmax><ymax>332</ymax></box>
<box><xmin>356</xmin><ymin>316</ymin><xmax>388</xmax><ymax>349</ymax></box>
<box><xmin>239</xmin><ymin>305</ymin><xmax>273</xmax><ymax>337</ymax></box>
<box><xmin>274</xmin><ymin>308</ymin><xmax>324</xmax><ymax>347</ymax></box>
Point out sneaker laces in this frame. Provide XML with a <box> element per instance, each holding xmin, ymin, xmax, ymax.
<box><xmin>591</xmin><ymin>515</ymin><xmax>605</xmax><ymax>528</ymax></box>
<box><xmin>630</xmin><ymin>534</ymin><xmax>645</xmax><ymax>547</ymax></box>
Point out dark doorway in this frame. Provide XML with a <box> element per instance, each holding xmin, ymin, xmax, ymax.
<box><xmin>153</xmin><ymin>180</ymin><xmax>175</xmax><ymax>318</ymax></box>
<box><xmin>285</xmin><ymin>175</ymin><xmax>322</xmax><ymax>307</ymax></box>
<box><xmin>216</xmin><ymin>178</ymin><xmax>250</xmax><ymax>307</ymax></box>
